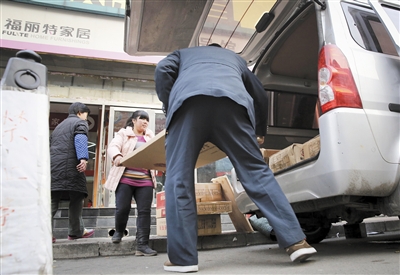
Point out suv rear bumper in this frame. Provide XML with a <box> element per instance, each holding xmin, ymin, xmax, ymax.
<box><xmin>232</xmin><ymin>108</ymin><xmax>400</xmax><ymax>213</ymax></box>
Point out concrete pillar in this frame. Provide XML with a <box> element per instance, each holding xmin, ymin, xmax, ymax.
<box><xmin>1</xmin><ymin>50</ymin><xmax>52</xmax><ymax>274</ymax></box>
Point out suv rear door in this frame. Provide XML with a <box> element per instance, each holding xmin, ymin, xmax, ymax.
<box><xmin>124</xmin><ymin>0</ymin><xmax>399</xmax><ymax>165</ymax></box>
<box><xmin>124</xmin><ymin>0</ymin><xmax>305</xmax><ymax>63</ymax></box>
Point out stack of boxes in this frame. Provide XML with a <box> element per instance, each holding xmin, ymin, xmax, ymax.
<box><xmin>267</xmin><ymin>135</ymin><xmax>321</xmax><ymax>173</ymax></box>
<box><xmin>156</xmin><ymin>183</ymin><xmax>232</xmax><ymax>236</ymax></box>
<box><xmin>260</xmin><ymin>148</ymin><xmax>281</xmax><ymax>166</ymax></box>
<box><xmin>268</xmin><ymin>144</ymin><xmax>303</xmax><ymax>172</ymax></box>
<box><xmin>154</xmin><ymin>135</ymin><xmax>320</xmax><ymax>236</ymax></box>
<box><xmin>301</xmin><ymin>135</ymin><xmax>321</xmax><ymax>160</ymax></box>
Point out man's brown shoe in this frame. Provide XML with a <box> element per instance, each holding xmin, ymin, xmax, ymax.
<box><xmin>163</xmin><ymin>260</ymin><xmax>198</xmax><ymax>273</ymax></box>
<box><xmin>286</xmin><ymin>240</ymin><xmax>317</xmax><ymax>262</ymax></box>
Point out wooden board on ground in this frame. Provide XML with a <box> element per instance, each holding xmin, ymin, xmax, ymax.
<box><xmin>120</xmin><ymin>129</ymin><xmax>226</xmax><ymax>171</ymax></box>
<box><xmin>212</xmin><ymin>176</ymin><xmax>254</xmax><ymax>233</ymax></box>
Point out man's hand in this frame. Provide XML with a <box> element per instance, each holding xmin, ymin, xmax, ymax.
<box><xmin>257</xmin><ymin>136</ymin><xmax>265</xmax><ymax>145</ymax></box>
<box><xmin>77</xmin><ymin>159</ymin><xmax>88</xmax><ymax>173</ymax></box>
<box><xmin>162</xmin><ymin>104</ymin><xmax>168</xmax><ymax>116</ymax></box>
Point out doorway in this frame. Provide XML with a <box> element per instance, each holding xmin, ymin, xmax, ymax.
<box><xmin>50</xmin><ymin>102</ymin><xmax>165</xmax><ymax>208</ymax></box>
<box><xmin>49</xmin><ymin>102</ymin><xmax>101</xmax><ymax>208</ymax></box>
<box><xmin>102</xmin><ymin>106</ymin><xmax>165</xmax><ymax>207</ymax></box>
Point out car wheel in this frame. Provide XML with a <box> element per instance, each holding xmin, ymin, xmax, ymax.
<box><xmin>302</xmin><ymin>224</ymin><xmax>331</xmax><ymax>244</ymax></box>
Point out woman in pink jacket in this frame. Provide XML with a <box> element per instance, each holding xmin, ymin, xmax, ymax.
<box><xmin>105</xmin><ymin>110</ymin><xmax>157</xmax><ymax>256</ymax></box>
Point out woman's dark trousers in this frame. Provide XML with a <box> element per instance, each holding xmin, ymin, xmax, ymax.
<box><xmin>51</xmin><ymin>190</ymin><xmax>85</xmax><ymax>237</ymax></box>
<box><xmin>114</xmin><ymin>183</ymin><xmax>156</xmax><ymax>253</ymax></box>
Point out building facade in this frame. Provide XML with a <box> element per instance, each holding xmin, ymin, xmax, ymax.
<box><xmin>1</xmin><ymin>0</ymin><xmax>232</xmax><ymax>208</ymax></box>
<box><xmin>1</xmin><ymin>0</ymin><xmax>167</xmax><ymax>207</ymax></box>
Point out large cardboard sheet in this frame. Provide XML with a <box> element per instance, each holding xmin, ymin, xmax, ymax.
<box><xmin>120</xmin><ymin>129</ymin><xmax>226</xmax><ymax>171</ymax></box>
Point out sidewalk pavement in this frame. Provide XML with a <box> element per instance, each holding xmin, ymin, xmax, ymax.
<box><xmin>52</xmin><ymin>216</ymin><xmax>400</xmax><ymax>260</ymax></box>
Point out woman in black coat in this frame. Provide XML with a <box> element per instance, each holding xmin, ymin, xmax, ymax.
<box><xmin>50</xmin><ymin>102</ymin><xmax>94</xmax><ymax>243</ymax></box>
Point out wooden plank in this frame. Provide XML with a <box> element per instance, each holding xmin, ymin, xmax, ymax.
<box><xmin>212</xmin><ymin>176</ymin><xmax>254</xmax><ymax>233</ymax></box>
<box><xmin>120</xmin><ymin>129</ymin><xmax>226</xmax><ymax>171</ymax></box>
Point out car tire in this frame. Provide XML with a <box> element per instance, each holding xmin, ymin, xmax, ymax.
<box><xmin>302</xmin><ymin>224</ymin><xmax>331</xmax><ymax>244</ymax></box>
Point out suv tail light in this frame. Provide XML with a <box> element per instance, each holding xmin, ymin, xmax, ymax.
<box><xmin>318</xmin><ymin>44</ymin><xmax>363</xmax><ymax>114</ymax></box>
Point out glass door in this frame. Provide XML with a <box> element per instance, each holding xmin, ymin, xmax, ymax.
<box><xmin>103</xmin><ymin>106</ymin><xmax>165</xmax><ymax>207</ymax></box>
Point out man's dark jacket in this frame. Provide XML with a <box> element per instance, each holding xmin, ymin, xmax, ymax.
<box><xmin>154</xmin><ymin>45</ymin><xmax>268</xmax><ymax>136</ymax></box>
<box><xmin>50</xmin><ymin>114</ymin><xmax>88</xmax><ymax>196</ymax></box>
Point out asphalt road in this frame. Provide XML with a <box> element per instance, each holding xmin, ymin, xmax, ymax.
<box><xmin>53</xmin><ymin>232</ymin><xmax>400</xmax><ymax>275</ymax></box>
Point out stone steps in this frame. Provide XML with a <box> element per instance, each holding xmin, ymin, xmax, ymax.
<box><xmin>53</xmin><ymin>207</ymin><xmax>236</xmax><ymax>239</ymax></box>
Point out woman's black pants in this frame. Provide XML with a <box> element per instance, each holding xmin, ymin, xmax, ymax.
<box><xmin>114</xmin><ymin>183</ymin><xmax>153</xmax><ymax>233</ymax></box>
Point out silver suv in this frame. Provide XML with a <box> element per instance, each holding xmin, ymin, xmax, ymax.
<box><xmin>125</xmin><ymin>0</ymin><xmax>400</xmax><ymax>243</ymax></box>
<box><xmin>230</xmin><ymin>0</ymin><xmax>400</xmax><ymax>243</ymax></box>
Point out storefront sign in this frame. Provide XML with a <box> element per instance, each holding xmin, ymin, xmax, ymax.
<box><xmin>17</xmin><ymin>0</ymin><xmax>126</xmax><ymax>17</ymax></box>
<box><xmin>1</xmin><ymin>1</ymin><xmax>164</xmax><ymax>64</ymax></box>
<box><xmin>3</xmin><ymin>18</ymin><xmax>91</xmax><ymax>44</ymax></box>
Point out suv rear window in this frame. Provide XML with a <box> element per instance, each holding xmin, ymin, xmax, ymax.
<box><xmin>342</xmin><ymin>2</ymin><xmax>398</xmax><ymax>56</ymax></box>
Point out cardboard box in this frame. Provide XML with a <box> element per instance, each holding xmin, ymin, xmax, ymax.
<box><xmin>157</xmin><ymin>183</ymin><xmax>222</xmax><ymax>206</ymax></box>
<box><xmin>195</xmin><ymin>183</ymin><xmax>223</xmax><ymax>202</ymax></box>
<box><xmin>156</xmin><ymin>184</ymin><xmax>224</xmax><ymax>217</ymax></box>
<box><xmin>156</xmin><ymin>215</ymin><xmax>222</xmax><ymax>236</ymax></box>
<box><xmin>156</xmin><ymin>191</ymin><xmax>166</xmax><ymax>209</ymax></box>
<box><xmin>301</xmin><ymin>135</ymin><xmax>320</xmax><ymax>160</ymax></box>
<box><xmin>196</xmin><ymin>201</ymin><xmax>232</xmax><ymax>215</ymax></box>
<box><xmin>156</xmin><ymin>207</ymin><xmax>166</xmax><ymax>218</ymax></box>
<box><xmin>198</xmin><ymin>214</ymin><xmax>221</xmax><ymax>236</ymax></box>
<box><xmin>269</xmin><ymin>143</ymin><xmax>303</xmax><ymax>173</ymax></box>
<box><xmin>260</xmin><ymin>148</ymin><xmax>280</xmax><ymax>164</ymax></box>
<box><xmin>120</xmin><ymin>129</ymin><xmax>226</xmax><ymax>171</ymax></box>
<box><xmin>211</xmin><ymin>176</ymin><xmax>254</xmax><ymax>233</ymax></box>
<box><xmin>156</xmin><ymin>218</ymin><xmax>168</xmax><ymax>236</ymax></box>
<box><xmin>157</xmin><ymin>202</ymin><xmax>231</xmax><ymax>218</ymax></box>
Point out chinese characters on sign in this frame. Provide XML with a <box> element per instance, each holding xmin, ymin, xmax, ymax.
<box><xmin>2</xmin><ymin>18</ymin><xmax>91</xmax><ymax>44</ymax></box>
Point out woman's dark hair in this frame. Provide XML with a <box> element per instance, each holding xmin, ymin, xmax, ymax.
<box><xmin>125</xmin><ymin>110</ymin><xmax>149</xmax><ymax>128</ymax></box>
<box><xmin>68</xmin><ymin>102</ymin><xmax>90</xmax><ymax>115</ymax></box>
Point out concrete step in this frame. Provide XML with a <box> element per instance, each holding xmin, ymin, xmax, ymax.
<box><xmin>53</xmin><ymin>207</ymin><xmax>236</xmax><ymax>239</ymax></box>
<box><xmin>53</xmin><ymin>216</ymin><xmax>157</xmax><ymax>229</ymax></box>
<box><xmin>52</xmin><ymin>216</ymin><xmax>400</xmax><ymax>260</ymax></box>
<box><xmin>52</xmin><ymin>226</ymin><xmax>158</xmax><ymax>239</ymax></box>
<box><xmin>54</xmin><ymin>207</ymin><xmax>136</xmax><ymax>218</ymax></box>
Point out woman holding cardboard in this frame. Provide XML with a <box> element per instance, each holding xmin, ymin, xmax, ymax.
<box><xmin>105</xmin><ymin>110</ymin><xmax>157</xmax><ymax>256</ymax></box>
